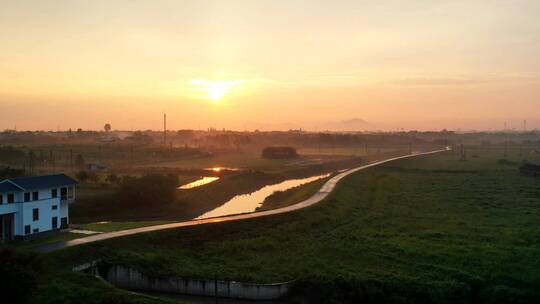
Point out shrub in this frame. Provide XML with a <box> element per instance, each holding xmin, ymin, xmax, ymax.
<box><xmin>76</xmin><ymin>170</ymin><xmax>89</xmax><ymax>182</ymax></box>
<box><xmin>262</xmin><ymin>146</ymin><xmax>299</xmax><ymax>159</ymax></box>
<box><xmin>0</xmin><ymin>248</ymin><xmax>41</xmax><ymax>304</ymax></box>
<box><xmin>117</xmin><ymin>174</ymin><xmax>178</xmax><ymax>208</ymax></box>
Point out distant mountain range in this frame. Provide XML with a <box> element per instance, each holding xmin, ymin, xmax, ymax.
<box><xmin>317</xmin><ymin>118</ymin><xmax>376</xmax><ymax>131</ymax></box>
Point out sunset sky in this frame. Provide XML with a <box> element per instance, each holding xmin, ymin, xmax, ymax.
<box><xmin>1</xmin><ymin>0</ymin><xmax>539</xmax><ymax>131</ymax></box>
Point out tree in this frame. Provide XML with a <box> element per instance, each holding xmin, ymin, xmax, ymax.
<box><xmin>104</xmin><ymin>123</ymin><xmax>112</xmax><ymax>132</ymax></box>
<box><xmin>0</xmin><ymin>248</ymin><xmax>41</xmax><ymax>304</ymax></box>
<box><xmin>117</xmin><ymin>174</ymin><xmax>178</xmax><ymax>208</ymax></box>
<box><xmin>76</xmin><ymin>171</ymin><xmax>89</xmax><ymax>182</ymax></box>
<box><xmin>0</xmin><ymin>167</ymin><xmax>25</xmax><ymax>180</ymax></box>
<box><xmin>262</xmin><ymin>146</ymin><xmax>299</xmax><ymax>159</ymax></box>
<box><xmin>106</xmin><ymin>173</ymin><xmax>119</xmax><ymax>184</ymax></box>
<box><xmin>87</xmin><ymin>171</ymin><xmax>99</xmax><ymax>183</ymax></box>
<box><xmin>75</xmin><ymin>154</ymin><xmax>85</xmax><ymax>168</ymax></box>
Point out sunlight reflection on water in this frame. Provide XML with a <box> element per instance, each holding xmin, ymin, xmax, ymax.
<box><xmin>178</xmin><ymin>177</ymin><xmax>220</xmax><ymax>189</ymax></box>
<box><xmin>195</xmin><ymin>173</ymin><xmax>330</xmax><ymax>219</ymax></box>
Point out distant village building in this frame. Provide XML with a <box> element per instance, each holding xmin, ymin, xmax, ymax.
<box><xmin>86</xmin><ymin>163</ymin><xmax>110</xmax><ymax>172</ymax></box>
<box><xmin>98</xmin><ymin>133</ymin><xmax>119</xmax><ymax>143</ymax></box>
<box><xmin>262</xmin><ymin>146</ymin><xmax>299</xmax><ymax>159</ymax></box>
<box><xmin>520</xmin><ymin>163</ymin><xmax>540</xmax><ymax>177</ymax></box>
<box><xmin>0</xmin><ymin>174</ymin><xmax>77</xmax><ymax>241</ymax></box>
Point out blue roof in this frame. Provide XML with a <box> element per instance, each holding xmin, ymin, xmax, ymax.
<box><xmin>6</xmin><ymin>174</ymin><xmax>78</xmax><ymax>191</ymax></box>
<box><xmin>0</xmin><ymin>181</ymin><xmax>23</xmax><ymax>193</ymax></box>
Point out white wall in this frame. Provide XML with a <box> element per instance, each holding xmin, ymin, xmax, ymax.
<box><xmin>18</xmin><ymin>187</ymin><xmax>69</xmax><ymax>236</ymax></box>
<box><xmin>1</xmin><ymin>186</ymin><xmax>73</xmax><ymax>237</ymax></box>
<box><xmin>1</xmin><ymin>192</ymin><xmax>24</xmax><ymax>235</ymax></box>
<box><xmin>0</xmin><ymin>202</ymin><xmax>18</xmax><ymax>216</ymax></box>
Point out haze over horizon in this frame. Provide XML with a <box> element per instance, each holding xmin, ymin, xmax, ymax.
<box><xmin>1</xmin><ymin>0</ymin><xmax>539</xmax><ymax>131</ymax></box>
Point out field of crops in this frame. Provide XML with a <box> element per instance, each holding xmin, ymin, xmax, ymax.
<box><xmin>48</xmin><ymin>147</ymin><xmax>540</xmax><ymax>303</ymax></box>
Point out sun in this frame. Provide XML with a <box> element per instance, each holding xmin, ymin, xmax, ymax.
<box><xmin>207</xmin><ymin>82</ymin><xmax>231</xmax><ymax>101</ymax></box>
<box><xmin>189</xmin><ymin>79</ymin><xmax>242</xmax><ymax>101</ymax></box>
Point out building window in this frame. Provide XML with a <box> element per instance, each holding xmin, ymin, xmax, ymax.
<box><xmin>60</xmin><ymin>187</ymin><xmax>67</xmax><ymax>200</ymax></box>
<box><xmin>32</xmin><ymin>208</ymin><xmax>39</xmax><ymax>221</ymax></box>
<box><xmin>51</xmin><ymin>188</ymin><xmax>58</xmax><ymax>198</ymax></box>
<box><xmin>7</xmin><ymin>193</ymin><xmax>14</xmax><ymax>204</ymax></box>
<box><xmin>52</xmin><ymin>205</ymin><xmax>58</xmax><ymax>210</ymax></box>
<box><xmin>52</xmin><ymin>217</ymin><xmax>58</xmax><ymax>229</ymax></box>
<box><xmin>32</xmin><ymin>191</ymin><xmax>39</xmax><ymax>201</ymax></box>
<box><xmin>24</xmin><ymin>192</ymin><xmax>31</xmax><ymax>202</ymax></box>
<box><xmin>33</xmin><ymin>228</ymin><xmax>39</xmax><ymax>233</ymax></box>
<box><xmin>25</xmin><ymin>225</ymin><xmax>31</xmax><ymax>234</ymax></box>
<box><xmin>67</xmin><ymin>186</ymin><xmax>74</xmax><ymax>199</ymax></box>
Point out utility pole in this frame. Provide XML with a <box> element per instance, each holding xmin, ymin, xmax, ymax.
<box><xmin>50</xmin><ymin>150</ymin><xmax>55</xmax><ymax>172</ymax></box>
<box><xmin>460</xmin><ymin>144</ymin><xmax>466</xmax><ymax>161</ymax></box>
<box><xmin>130</xmin><ymin>145</ymin><xmax>134</xmax><ymax>168</ymax></box>
<box><xmin>29</xmin><ymin>150</ymin><xmax>35</xmax><ymax>175</ymax></box>
<box><xmin>163</xmin><ymin>113</ymin><xmax>167</xmax><ymax>147</ymax></box>
<box><xmin>70</xmin><ymin>149</ymin><xmax>73</xmax><ymax>172</ymax></box>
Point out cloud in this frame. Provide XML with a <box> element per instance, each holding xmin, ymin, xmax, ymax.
<box><xmin>387</xmin><ymin>73</ymin><xmax>540</xmax><ymax>86</ymax></box>
<box><xmin>159</xmin><ymin>71</ymin><xmax>540</xmax><ymax>100</ymax></box>
<box><xmin>250</xmin><ymin>71</ymin><xmax>540</xmax><ymax>89</ymax></box>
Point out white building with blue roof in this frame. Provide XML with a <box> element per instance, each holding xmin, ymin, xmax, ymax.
<box><xmin>0</xmin><ymin>174</ymin><xmax>78</xmax><ymax>241</ymax></box>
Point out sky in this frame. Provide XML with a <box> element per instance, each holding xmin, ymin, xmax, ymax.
<box><xmin>1</xmin><ymin>0</ymin><xmax>539</xmax><ymax>131</ymax></box>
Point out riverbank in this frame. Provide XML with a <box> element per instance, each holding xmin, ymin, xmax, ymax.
<box><xmin>256</xmin><ymin>176</ymin><xmax>331</xmax><ymax>211</ymax></box>
<box><xmin>38</xmin><ymin>151</ymin><xmax>442</xmax><ymax>253</ymax></box>
<box><xmin>71</xmin><ymin>151</ymin><xmax>406</xmax><ymax>223</ymax></box>
<box><xmin>42</xmin><ymin>148</ymin><xmax>540</xmax><ymax>303</ymax></box>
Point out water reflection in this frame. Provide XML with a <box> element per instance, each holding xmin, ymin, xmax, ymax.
<box><xmin>196</xmin><ymin>174</ymin><xmax>330</xmax><ymax>219</ymax></box>
<box><xmin>204</xmin><ymin>167</ymin><xmax>240</xmax><ymax>172</ymax></box>
<box><xmin>178</xmin><ymin>177</ymin><xmax>220</xmax><ymax>189</ymax></box>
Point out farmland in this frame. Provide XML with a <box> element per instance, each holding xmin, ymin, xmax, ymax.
<box><xmin>1</xmin><ymin>130</ymin><xmax>433</xmax><ymax>224</ymax></box>
<box><xmin>40</xmin><ymin>146</ymin><xmax>540</xmax><ymax>303</ymax></box>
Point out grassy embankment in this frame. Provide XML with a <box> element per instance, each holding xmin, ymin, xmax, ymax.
<box><xmin>256</xmin><ymin>176</ymin><xmax>331</xmax><ymax>211</ymax></box>
<box><xmin>78</xmin><ymin>221</ymin><xmax>174</xmax><ymax>233</ymax></box>
<box><xmin>71</xmin><ymin>151</ymin><xmax>405</xmax><ymax>224</ymax></box>
<box><xmin>33</xmin><ymin>272</ymin><xmax>185</xmax><ymax>304</ymax></box>
<box><xmin>45</xmin><ymin>147</ymin><xmax>540</xmax><ymax>303</ymax></box>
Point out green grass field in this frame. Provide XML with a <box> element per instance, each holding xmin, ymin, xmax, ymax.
<box><xmin>79</xmin><ymin>221</ymin><xmax>174</xmax><ymax>233</ymax></box>
<box><xmin>45</xmin><ymin>147</ymin><xmax>540</xmax><ymax>303</ymax></box>
<box><xmin>297</xmin><ymin>146</ymin><xmax>396</xmax><ymax>157</ymax></box>
<box><xmin>140</xmin><ymin>151</ymin><xmax>295</xmax><ymax>170</ymax></box>
<box><xmin>13</xmin><ymin>231</ymin><xmax>92</xmax><ymax>251</ymax></box>
<box><xmin>34</xmin><ymin>271</ymin><xmax>184</xmax><ymax>304</ymax></box>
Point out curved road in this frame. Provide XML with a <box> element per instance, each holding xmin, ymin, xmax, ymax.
<box><xmin>39</xmin><ymin>149</ymin><xmax>447</xmax><ymax>253</ymax></box>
